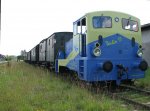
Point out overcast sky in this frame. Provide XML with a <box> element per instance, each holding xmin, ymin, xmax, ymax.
<box><xmin>0</xmin><ymin>0</ymin><xmax>150</xmax><ymax>55</ymax></box>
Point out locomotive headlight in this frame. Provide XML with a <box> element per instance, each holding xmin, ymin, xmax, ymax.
<box><xmin>137</xmin><ymin>49</ymin><xmax>143</xmax><ymax>57</ymax></box>
<box><xmin>93</xmin><ymin>47</ymin><xmax>101</xmax><ymax>57</ymax></box>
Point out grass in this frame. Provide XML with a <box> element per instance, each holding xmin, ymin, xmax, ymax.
<box><xmin>0</xmin><ymin>62</ymin><xmax>130</xmax><ymax>111</ymax></box>
<box><xmin>135</xmin><ymin>68</ymin><xmax>150</xmax><ymax>89</ymax></box>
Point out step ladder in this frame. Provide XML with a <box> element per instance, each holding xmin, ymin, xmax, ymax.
<box><xmin>79</xmin><ymin>60</ymin><xmax>84</xmax><ymax>78</ymax></box>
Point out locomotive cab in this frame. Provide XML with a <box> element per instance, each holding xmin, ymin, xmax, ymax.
<box><xmin>73</xmin><ymin>17</ymin><xmax>87</xmax><ymax>57</ymax></box>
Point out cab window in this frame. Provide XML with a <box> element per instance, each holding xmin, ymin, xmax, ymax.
<box><xmin>122</xmin><ymin>18</ymin><xmax>138</xmax><ymax>32</ymax></box>
<box><xmin>93</xmin><ymin>16</ymin><xmax>112</xmax><ymax>28</ymax></box>
<box><xmin>73</xmin><ymin>17</ymin><xmax>86</xmax><ymax>35</ymax></box>
<box><xmin>73</xmin><ymin>21</ymin><xmax>81</xmax><ymax>35</ymax></box>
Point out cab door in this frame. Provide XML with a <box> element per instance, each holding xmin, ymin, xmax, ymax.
<box><xmin>77</xmin><ymin>18</ymin><xmax>87</xmax><ymax>57</ymax></box>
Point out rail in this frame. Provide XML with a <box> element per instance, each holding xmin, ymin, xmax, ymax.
<box><xmin>112</xmin><ymin>84</ymin><xmax>150</xmax><ymax>110</ymax></box>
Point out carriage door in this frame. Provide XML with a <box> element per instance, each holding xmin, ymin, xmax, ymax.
<box><xmin>79</xmin><ymin>18</ymin><xmax>87</xmax><ymax>57</ymax></box>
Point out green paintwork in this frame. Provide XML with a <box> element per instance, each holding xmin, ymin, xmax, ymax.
<box><xmin>85</xmin><ymin>11</ymin><xmax>142</xmax><ymax>45</ymax></box>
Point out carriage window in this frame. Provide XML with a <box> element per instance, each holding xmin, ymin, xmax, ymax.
<box><xmin>122</xmin><ymin>18</ymin><xmax>138</xmax><ymax>32</ymax></box>
<box><xmin>93</xmin><ymin>16</ymin><xmax>112</xmax><ymax>28</ymax></box>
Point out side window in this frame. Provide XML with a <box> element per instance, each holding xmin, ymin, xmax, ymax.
<box><xmin>73</xmin><ymin>17</ymin><xmax>86</xmax><ymax>35</ymax></box>
<box><xmin>77</xmin><ymin>21</ymin><xmax>81</xmax><ymax>34</ymax></box>
<box><xmin>73</xmin><ymin>23</ymin><xmax>77</xmax><ymax>35</ymax></box>
<box><xmin>81</xmin><ymin>18</ymin><xmax>86</xmax><ymax>34</ymax></box>
<box><xmin>73</xmin><ymin>21</ymin><xmax>81</xmax><ymax>35</ymax></box>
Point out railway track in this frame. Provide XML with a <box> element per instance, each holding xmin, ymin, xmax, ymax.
<box><xmin>76</xmin><ymin>82</ymin><xmax>150</xmax><ymax>110</ymax></box>
<box><xmin>58</xmin><ymin>73</ymin><xmax>150</xmax><ymax>110</ymax></box>
<box><xmin>112</xmin><ymin>85</ymin><xmax>150</xmax><ymax>110</ymax></box>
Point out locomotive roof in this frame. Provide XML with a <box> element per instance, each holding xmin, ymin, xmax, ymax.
<box><xmin>73</xmin><ymin>11</ymin><xmax>139</xmax><ymax>24</ymax></box>
<box><xmin>86</xmin><ymin>11</ymin><xmax>138</xmax><ymax>18</ymax></box>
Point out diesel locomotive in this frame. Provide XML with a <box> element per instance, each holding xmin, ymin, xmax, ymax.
<box><xmin>25</xmin><ymin>11</ymin><xmax>148</xmax><ymax>85</ymax></box>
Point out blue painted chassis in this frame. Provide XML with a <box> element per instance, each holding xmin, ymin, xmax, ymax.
<box><xmin>60</xmin><ymin>34</ymin><xmax>145</xmax><ymax>84</ymax></box>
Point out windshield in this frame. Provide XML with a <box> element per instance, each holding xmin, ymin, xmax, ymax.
<box><xmin>122</xmin><ymin>18</ymin><xmax>138</xmax><ymax>32</ymax></box>
<box><xmin>93</xmin><ymin>16</ymin><xmax>112</xmax><ymax>28</ymax></box>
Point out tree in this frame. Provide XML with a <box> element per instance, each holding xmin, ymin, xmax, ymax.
<box><xmin>20</xmin><ymin>50</ymin><xmax>27</xmax><ymax>60</ymax></box>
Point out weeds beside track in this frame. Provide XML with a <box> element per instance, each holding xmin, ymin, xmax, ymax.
<box><xmin>0</xmin><ymin>62</ymin><xmax>130</xmax><ymax>111</ymax></box>
<box><xmin>110</xmin><ymin>85</ymin><xmax>150</xmax><ymax>110</ymax></box>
